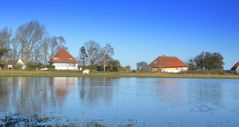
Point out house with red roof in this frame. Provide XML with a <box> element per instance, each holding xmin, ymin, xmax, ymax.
<box><xmin>231</xmin><ymin>61</ymin><xmax>239</xmax><ymax>73</ymax></box>
<box><xmin>49</xmin><ymin>48</ymin><xmax>78</xmax><ymax>70</ymax></box>
<box><xmin>149</xmin><ymin>56</ymin><xmax>188</xmax><ymax>73</ymax></box>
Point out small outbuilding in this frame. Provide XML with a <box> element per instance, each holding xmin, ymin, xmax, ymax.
<box><xmin>149</xmin><ymin>56</ymin><xmax>188</xmax><ymax>73</ymax></box>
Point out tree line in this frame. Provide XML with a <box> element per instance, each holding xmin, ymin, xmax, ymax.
<box><xmin>0</xmin><ymin>20</ymin><xmax>66</xmax><ymax>65</ymax></box>
<box><xmin>79</xmin><ymin>41</ymin><xmax>122</xmax><ymax>72</ymax></box>
<box><xmin>0</xmin><ymin>20</ymin><xmax>124</xmax><ymax>71</ymax></box>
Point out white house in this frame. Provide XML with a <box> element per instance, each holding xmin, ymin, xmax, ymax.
<box><xmin>0</xmin><ymin>59</ymin><xmax>26</xmax><ymax>70</ymax></box>
<box><xmin>49</xmin><ymin>48</ymin><xmax>78</xmax><ymax>70</ymax></box>
<box><xmin>10</xmin><ymin>59</ymin><xmax>26</xmax><ymax>70</ymax></box>
<box><xmin>149</xmin><ymin>56</ymin><xmax>188</xmax><ymax>73</ymax></box>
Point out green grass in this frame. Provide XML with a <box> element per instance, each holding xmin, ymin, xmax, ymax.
<box><xmin>0</xmin><ymin>70</ymin><xmax>239</xmax><ymax>79</ymax></box>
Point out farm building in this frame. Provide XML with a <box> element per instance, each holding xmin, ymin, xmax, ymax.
<box><xmin>149</xmin><ymin>56</ymin><xmax>188</xmax><ymax>73</ymax></box>
<box><xmin>0</xmin><ymin>59</ymin><xmax>26</xmax><ymax>70</ymax></box>
<box><xmin>49</xmin><ymin>48</ymin><xmax>78</xmax><ymax>70</ymax></box>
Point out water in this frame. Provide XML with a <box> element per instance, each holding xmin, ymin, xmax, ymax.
<box><xmin>0</xmin><ymin>77</ymin><xmax>239</xmax><ymax>127</ymax></box>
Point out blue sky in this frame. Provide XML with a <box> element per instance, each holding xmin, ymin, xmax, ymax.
<box><xmin>0</xmin><ymin>0</ymin><xmax>239</xmax><ymax>69</ymax></box>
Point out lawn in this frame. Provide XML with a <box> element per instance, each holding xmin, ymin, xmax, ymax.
<box><xmin>0</xmin><ymin>70</ymin><xmax>239</xmax><ymax>79</ymax></box>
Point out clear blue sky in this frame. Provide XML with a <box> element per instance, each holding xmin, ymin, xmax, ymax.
<box><xmin>0</xmin><ymin>0</ymin><xmax>239</xmax><ymax>69</ymax></box>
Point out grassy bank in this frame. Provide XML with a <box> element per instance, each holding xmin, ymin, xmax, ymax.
<box><xmin>0</xmin><ymin>70</ymin><xmax>239</xmax><ymax>79</ymax></box>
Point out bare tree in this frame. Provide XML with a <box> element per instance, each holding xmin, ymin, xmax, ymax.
<box><xmin>41</xmin><ymin>37</ymin><xmax>50</xmax><ymax>65</ymax></box>
<box><xmin>40</xmin><ymin>36</ymin><xmax>66</xmax><ymax>65</ymax></box>
<box><xmin>8</xmin><ymin>38</ymin><xmax>20</xmax><ymax>60</ymax></box>
<box><xmin>32</xmin><ymin>45</ymin><xmax>42</xmax><ymax>64</ymax></box>
<box><xmin>15</xmin><ymin>20</ymin><xmax>46</xmax><ymax>63</ymax></box>
<box><xmin>49</xmin><ymin>36</ymin><xmax>66</xmax><ymax>58</ymax></box>
<box><xmin>0</xmin><ymin>20</ymin><xmax>67</xmax><ymax>66</ymax></box>
<box><xmin>137</xmin><ymin>61</ymin><xmax>150</xmax><ymax>72</ymax></box>
<box><xmin>0</xmin><ymin>28</ymin><xmax>12</xmax><ymax>49</ymax></box>
<box><xmin>0</xmin><ymin>28</ymin><xmax>12</xmax><ymax>61</ymax></box>
<box><xmin>102</xmin><ymin>43</ymin><xmax>114</xmax><ymax>71</ymax></box>
<box><xmin>84</xmin><ymin>40</ymin><xmax>101</xmax><ymax>65</ymax></box>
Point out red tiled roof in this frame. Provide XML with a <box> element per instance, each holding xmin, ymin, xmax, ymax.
<box><xmin>231</xmin><ymin>62</ymin><xmax>239</xmax><ymax>70</ymax></box>
<box><xmin>149</xmin><ymin>56</ymin><xmax>188</xmax><ymax>68</ymax></box>
<box><xmin>49</xmin><ymin>48</ymin><xmax>78</xmax><ymax>63</ymax></box>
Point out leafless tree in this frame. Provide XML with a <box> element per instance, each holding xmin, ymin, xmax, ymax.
<box><xmin>0</xmin><ymin>20</ymin><xmax>67</xmax><ymax>66</ymax></box>
<box><xmin>40</xmin><ymin>36</ymin><xmax>66</xmax><ymax>65</ymax></box>
<box><xmin>15</xmin><ymin>20</ymin><xmax>46</xmax><ymax>63</ymax></box>
<box><xmin>102</xmin><ymin>43</ymin><xmax>114</xmax><ymax>71</ymax></box>
<box><xmin>137</xmin><ymin>61</ymin><xmax>150</xmax><ymax>72</ymax></box>
<box><xmin>0</xmin><ymin>28</ymin><xmax>12</xmax><ymax>61</ymax></box>
<box><xmin>8</xmin><ymin>38</ymin><xmax>20</xmax><ymax>60</ymax></box>
<box><xmin>49</xmin><ymin>36</ymin><xmax>66</xmax><ymax>58</ymax></box>
<box><xmin>84</xmin><ymin>40</ymin><xmax>101</xmax><ymax>65</ymax></box>
<box><xmin>41</xmin><ymin>37</ymin><xmax>50</xmax><ymax>65</ymax></box>
<box><xmin>0</xmin><ymin>28</ymin><xmax>12</xmax><ymax>49</ymax></box>
<box><xmin>32</xmin><ymin>45</ymin><xmax>42</xmax><ymax>64</ymax></box>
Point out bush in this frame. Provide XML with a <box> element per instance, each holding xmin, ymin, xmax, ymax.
<box><xmin>182</xmin><ymin>70</ymin><xmax>236</xmax><ymax>75</ymax></box>
<box><xmin>27</xmin><ymin>64</ymin><xmax>42</xmax><ymax>70</ymax></box>
<box><xmin>80</xmin><ymin>65</ymin><xmax>97</xmax><ymax>72</ymax></box>
<box><xmin>46</xmin><ymin>65</ymin><xmax>55</xmax><ymax>70</ymax></box>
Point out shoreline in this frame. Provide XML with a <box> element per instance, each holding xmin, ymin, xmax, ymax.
<box><xmin>0</xmin><ymin>70</ymin><xmax>238</xmax><ymax>79</ymax></box>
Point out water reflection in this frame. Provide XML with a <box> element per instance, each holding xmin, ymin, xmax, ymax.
<box><xmin>0</xmin><ymin>77</ymin><xmax>239</xmax><ymax>127</ymax></box>
<box><xmin>52</xmin><ymin>77</ymin><xmax>78</xmax><ymax>101</ymax></box>
<box><xmin>0</xmin><ymin>77</ymin><xmax>116</xmax><ymax>114</ymax></box>
<box><xmin>0</xmin><ymin>77</ymin><xmax>54</xmax><ymax>114</ymax></box>
<box><xmin>187</xmin><ymin>79</ymin><xmax>223</xmax><ymax>112</ymax></box>
<box><xmin>154</xmin><ymin>78</ymin><xmax>184</xmax><ymax>106</ymax></box>
<box><xmin>77</xmin><ymin>78</ymin><xmax>115</xmax><ymax>105</ymax></box>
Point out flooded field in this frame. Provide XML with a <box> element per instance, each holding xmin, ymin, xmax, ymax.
<box><xmin>0</xmin><ymin>77</ymin><xmax>239</xmax><ymax>127</ymax></box>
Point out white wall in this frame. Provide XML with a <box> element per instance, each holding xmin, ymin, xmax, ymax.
<box><xmin>179</xmin><ymin>67</ymin><xmax>188</xmax><ymax>72</ymax></box>
<box><xmin>52</xmin><ymin>63</ymin><xmax>78</xmax><ymax>70</ymax></box>
<box><xmin>236</xmin><ymin>66</ymin><xmax>239</xmax><ymax>73</ymax></box>
<box><xmin>162</xmin><ymin>67</ymin><xmax>188</xmax><ymax>73</ymax></box>
<box><xmin>16</xmin><ymin>59</ymin><xmax>26</xmax><ymax>70</ymax></box>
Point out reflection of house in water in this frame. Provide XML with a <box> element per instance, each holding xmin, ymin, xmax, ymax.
<box><xmin>52</xmin><ymin>77</ymin><xmax>78</xmax><ymax>99</ymax></box>
<box><xmin>154</xmin><ymin>78</ymin><xmax>184</xmax><ymax>105</ymax></box>
<box><xmin>0</xmin><ymin>77</ymin><xmax>116</xmax><ymax>114</ymax></box>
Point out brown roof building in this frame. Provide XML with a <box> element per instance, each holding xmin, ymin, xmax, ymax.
<box><xmin>149</xmin><ymin>56</ymin><xmax>188</xmax><ymax>73</ymax></box>
<box><xmin>49</xmin><ymin>48</ymin><xmax>78</xmax><ymax>70</ymax></box>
